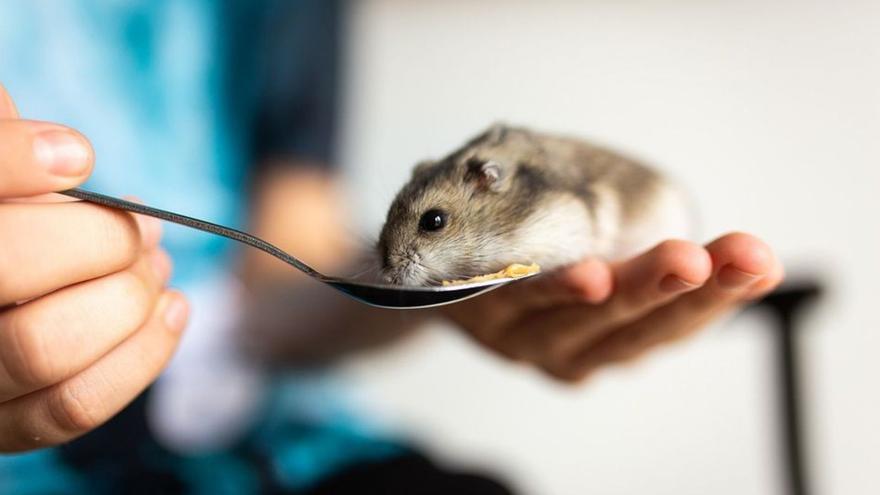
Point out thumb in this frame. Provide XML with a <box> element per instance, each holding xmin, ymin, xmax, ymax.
<box><xmin>0</xmin><ymin>120</ymin><xmax>94</xmax><ymax>198</ymax></box>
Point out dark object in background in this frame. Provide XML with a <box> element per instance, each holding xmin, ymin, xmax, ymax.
<box><xmin>306</xmin><ymin>453</ymin><xmax>513</xmax><ymax>495</ymax></box>
<box><xmin>748</xmin><ymin>282</ymin><xmax>823</xmax><ymax>495</ymax></box>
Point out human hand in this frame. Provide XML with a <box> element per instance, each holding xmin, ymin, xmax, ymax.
<box><xmin>0</xmin><ymin>84</ymin><xmax>189</xmax><ymax>452</ymax></box>
<box><xmin>442</xmin><ymin>233</ymin><xmax>783</xmax><ymax>382</ymax></box>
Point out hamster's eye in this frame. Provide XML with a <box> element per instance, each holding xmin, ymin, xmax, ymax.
<box><xmin>418</xmin><ymin>209</ymin><xmax>447</xmax><ymax>232</ymax></box>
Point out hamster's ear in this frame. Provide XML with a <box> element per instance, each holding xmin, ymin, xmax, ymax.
<box><xmin>484</xmin><ymin>123</ymin><xmax>509</xmax><ymax>145</ymax></box>
<box><xmin>466</xmin><ymin>159</ymin><xmax>512</xmax><ymax>192</ymax></box>
<box><xmin>411</xmin><ymin>160</ymin><xmax>435</xmax><ymax>178</ymax></box>
<box><xmin>465</xmin><ymin>123</ymin><xmax>510</xmax><ymax>148</ymax></box>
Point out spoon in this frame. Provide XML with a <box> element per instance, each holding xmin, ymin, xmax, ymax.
<box><xmin>59</xmin><ymin>188</ymin><xmax>538</xmax><ymax>309</ymax></box>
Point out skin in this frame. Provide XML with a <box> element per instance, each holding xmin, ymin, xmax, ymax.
<box><xmin>0</xmin><ymin>84</ymin><xmax>190</xmax><ymax>452</ymax></box>
<box><xmin>441</xmin><ymin>235</ymin><xmax>784</xmax><ymax>382</ymax></box>
<box><xmin>0</xmin><ymin>81</ymin><xmax>784</xmax><ymax>452</ymax></box>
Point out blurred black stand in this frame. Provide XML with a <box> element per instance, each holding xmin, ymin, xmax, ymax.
<box><xmin>748</xmin><ymin>282</ymin><xmax>823</xmax><ymax>495</ymax></box>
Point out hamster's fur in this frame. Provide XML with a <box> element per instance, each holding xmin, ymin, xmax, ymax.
<box><xmin>378</xmin><ymin>124</ymin><xmax>693</xmax><ymax>286</ymax></box>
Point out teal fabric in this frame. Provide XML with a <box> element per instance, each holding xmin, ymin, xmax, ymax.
<box><xmin>1</xmin><ymin>0</ymin><xmax>244</xmax><ymax>284</ymax></box>
<box><xmin>0</xmin><ymin>1</ymin><xmax>402</xmax><ymax>493</ymax></box>
<box><xmin>0</xmin><ymin>379</ymin><xmax>406</xmax><ymax>493</ymax></box>
<box><xmin>0</xmin><ymin>450</ymin><xmax>86</xmax><ymax>495</ymax></box>
<box><xmin>0</xmin><ymin>0</ymin><xmax>340</xmax><ymax>284</ymax></box>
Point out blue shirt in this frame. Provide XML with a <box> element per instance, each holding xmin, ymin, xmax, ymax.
<box><xmin>0</xmin><ymin>1</ymin><xmax>403</xmax><ymax>493</ymax></box>
<box><xmin>0</xmin><ymin>0</ymin><xmax>339</xmax><ymax>284</ymax></box>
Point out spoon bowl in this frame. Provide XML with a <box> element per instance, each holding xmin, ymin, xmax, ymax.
<box><xmin>325</xmin><ymin>276</ymin><xmax>534</xmax><ymax>309</ymax></box>
<box><xmin>60</xmin><ymin>188</ymin><xmax>537</xmax><ymax>309</ymax></box>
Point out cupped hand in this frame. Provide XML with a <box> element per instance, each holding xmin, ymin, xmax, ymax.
<box><xmin>0</xmin><ymin>84</ymin><xmax>189</xmax><ymax>452</ymax></box>
<box><xmin>442</xmin><ymin>233</ymin><xmax>784</xmax><ymax>382</ymax></box>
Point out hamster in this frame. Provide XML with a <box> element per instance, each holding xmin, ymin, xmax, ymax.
<box><xmin>377</xmin><ymin>124</ymin><xmax>693</xmax><ymax>286</ymax></box>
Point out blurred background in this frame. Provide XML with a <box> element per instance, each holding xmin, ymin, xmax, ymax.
<box><xmin>334</xmin><ymin>1</ymin><xmax>879</xmax><ymax>494</ymax></box>
<box><xmin>1</xmin><ymin>0</ymin><xmax>877</xmax><ymax>494</ymax></box>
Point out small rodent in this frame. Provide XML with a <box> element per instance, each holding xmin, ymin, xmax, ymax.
<box><xmin>378</xmin><ymin>124</ymin><xmax>693</xmax><ymax>286</ymax></box>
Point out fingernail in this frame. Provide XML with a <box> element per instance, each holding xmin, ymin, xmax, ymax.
<box><xmin>717</xmin><ymin>265</ymin><xmax>763</xmax><ymax>289</ymax></box>
<box><xmin>659</xmin><ymin>275</ymin><xmax>700</xmax><ymax>293</ymax></box>
<box><xmin>33</xmin><ymin>129</ymin><xmax>92</xmax><ymax>176</ymax></box>
<box><xmin>149</xmin><ymin>249</ymin><xmax>172</xmax><ymax>281</ymax></box>
<box><xmin>163</xmin><ymin>295</ymin><xmax>189</xmax><ymax>333</ymax></box>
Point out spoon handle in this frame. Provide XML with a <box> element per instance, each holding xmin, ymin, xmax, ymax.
<box><xmin>59</xmin><ymin>188</ymin><xmax>323</xmax><ymax>279</ymax></box>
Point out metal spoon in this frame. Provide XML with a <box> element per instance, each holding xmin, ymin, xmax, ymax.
<box><xmin>60</xmin><ymin>188</ymin><xmax>538</xmax><ymax>309</ymax></box>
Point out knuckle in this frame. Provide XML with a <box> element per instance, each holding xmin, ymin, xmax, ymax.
<box><xmin>103</xmin><ymin>270</ymin><xmax>156</xmax><ymax>327</ymax></box>
<box><xmin>0</xmin><ymin>271</ymin><xmax>12</xmax><ymax>303</ymax></box>
<box><xmin>113</xmin><ymin>269</ymin><xmax>154</xmax><ymax>310</ymax></box>
<box><xmin>0</xmin><ymin>236</ymin><xmax>18</xmax><ymax>301</ymax></box>
<box><xmin>2</xmin><ymin>311</ymin><xmax>59</xmax><ymax>387</ymax></box>
<box><xmin>96</xmin><ymin>208</ymin><xmax>141</xmax><ymax>266</ymax></box>
<box><xmin>46</xmin><ymin>380</ymin><xmax>103</xmax><ymax>434</ymax></box>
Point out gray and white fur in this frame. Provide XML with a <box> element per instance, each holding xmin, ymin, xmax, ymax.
<box><xmin>378</xmin><ymin>124</ymin><xmax>693</xmax><ymax>286</ymax></box>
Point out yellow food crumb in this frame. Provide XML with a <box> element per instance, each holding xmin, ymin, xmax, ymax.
<box><xmin>442</xmin><ymin>263</ymin><xmax>541</xmax><ymax>286</ymax></box>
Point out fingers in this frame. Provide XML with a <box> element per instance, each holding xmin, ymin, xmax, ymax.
<box><xmin>445</xmin><ymin>258</ymin><xmax>614</xmax><ymax>347</ymax></box>
<box><xmin>600</xmin><ymin>239</ymin><xmax>712</xmax><ymax>324</ymax></box>
<box><xmin>0</xmin><ymin>201</ymin><xmax>158</xmax><ymax>304</ymax></box>
<box><xmin>745</xmin><ymin>251</ymin><xmax>785</xmax><ymax>300</ymax></box>
<box><xmin>508</xmin><ymin>258</ymin><xmax>614</xmax><ymax>308</ymax></box>
<box><xmin>501</xmin><ymin>240</ymin><xmax>711</xmax><ymax>363</ymax></box>
<box><xmin>0</xmin><ymin>119</ymin><xmax>94</xmax><ymax>197</ymax></box>
<box><xmin>0</xmin><ymin>248</ymin><xmax>171</xmax><ymax>401</ymax></box>
<box><xmin>0</xmin><ymin>290</ymin><xmax>189</xmax><ymax>452</ymax></box>
<box><xmin>443</xmin><ymin>232</ymin><xmax>782</xmax><ymax>385</ymax></box>
<box><xmin>0</xmin><ymin>83</ymin><xmax>18</xmax><ymax>119</ymax></box>
<box><xmin>564</xmin><ymin>232</ymin><xmax>781</xmax><ymax>380</ymax></box>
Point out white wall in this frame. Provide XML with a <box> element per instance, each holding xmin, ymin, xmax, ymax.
<box><xmin>337</xmin><ymin>1</ymin><xmax>880</xmax><ymax>494</ymax></box>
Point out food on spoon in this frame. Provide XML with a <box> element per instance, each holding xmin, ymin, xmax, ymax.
<box><xmin>442</xmin><ymin>263</ymin><xmax>540</xmax><ymax>286</ymax></box>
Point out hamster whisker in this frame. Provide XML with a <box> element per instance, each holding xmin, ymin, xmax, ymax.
<box><xmin>347</xmin><ymin>264</ymin><xmax>381</xmax><ymax>281</ymax></box>
<box><xmin>338</xmin><ymin>246</ymin><xmax>385</xmax><ymax>282</ymax></box>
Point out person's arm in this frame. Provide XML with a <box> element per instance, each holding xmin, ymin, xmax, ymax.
<box><xmin>237</xmin><ymin>166</ymin><xmax>427</xmax><ymax>365</ymax></box>
<box><xmin>229</xmin><ymin>1</ymin><xmax>416</xmax><ymax>363</ymax></box>
<box><xmin>0</xmin><ymin>85</ymin><xmax>189</xmax><ymax>452</ymax></box>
